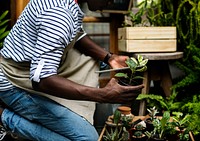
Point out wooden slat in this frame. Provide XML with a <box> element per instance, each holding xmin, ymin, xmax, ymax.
<box><xmin>83</xmin><ymin>16</ymin><xmax>110</xmax><ymax>23</ymax></box>
<box><xmin>118</xmin><ymin>27</ymin><xmax>177</xmax><ymax>40</ymax></box>
<box><xmin>118</xmin><ymin>39</ymin><xmax>177</xmax><ymax>52</ymax></box>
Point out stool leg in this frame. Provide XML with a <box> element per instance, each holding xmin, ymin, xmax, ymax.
<box><xmin>139</xmin><ymin>71</ymin><xmax>150</xmax><ymax>116</ymax></box>
<box><xmin>160</xmin><ymin>61</ymin><xmax>172</xmax><ymax>97</ymax></box>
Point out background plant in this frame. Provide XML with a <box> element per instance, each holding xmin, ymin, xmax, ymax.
<box><xmin>0</xmin><ymin>10</ymin><xmax>10</xmax><ymax>48</ymax></box>
<box><xmin>103</xmin><ymin>126</ymin><xmax>129</xmax><ymax>141</ymax></box>
<box><xmin>128</xmin><ymin>0</ymin><xmax>200</xmax><ymax>138</ymax></box>
<box><xmin>172</xmin><ymin>112</ymin><xmax>191</xmax><ymax>130</ymax></box>
<box><xmin>147</xmin><ymin>106</ymin><xmax>159</xmax><ymax>120</ymax></box>
<box><xmin>145</xmin><ymin>111</ymin><xmax>176</xmax><ymax>140</ymax></box>
<box><xmin>136</xmin><ymin>90</ymin><xmax>182</xmax><ymax>113</ymax></box>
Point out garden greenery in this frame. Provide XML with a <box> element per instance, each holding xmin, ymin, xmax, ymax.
<box><xmin>131</xmin><ymin>0</ymin><xmax>200</xmax><ymax>139</ymax></box>
<box><xmin>0</xmin><ymin>10</ymin><xmax>10</xmax><ymax>48</ymax></box>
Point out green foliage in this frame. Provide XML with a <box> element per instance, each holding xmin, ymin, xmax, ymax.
<box><xmin>133</xmin><ymin>131</ymin><xmax>143</xmax><ymax>137</ymax></box>
<box><xmin>113</xmin><ymin>109</ymin><xmax>121</xmax><ymax>124</ymax></box>
<box><xmin>145</xmin><ymin>111</ymin><xmax>176</xmax><ymax>139</ymax></box>
<box><xmin>103</xmin><ymin>127</ymin><xmax>129</xmax><ymax>141</ymax></box>
<box><xmin>123</xmin><ymin>0</ymin><xmax>175</xmax><ymax>27</ymax></box>
<box><xmin>124</xmin><ymin>0</ymin><xmax>200</xmax><ymax>110</ymax></box>
<box><xmin>154</xmin><ymin>111</ymin><xmax>171</xmax><ymax>139</ymax></box>
<box><xmin>136</xmin><ymin>90</ymin><xmax>182</xmax><ymax>112</ymax></box>
<box><xmin>181</xmin><ymin>95</ymin><xmax>200</xmax><ymax>135</ymax></box>
<box><xmin>121</xmin><ymin>115</ymin><xmax>133</xmax><ymax>129</ymax></box>
<box><xmin>170</xmin><ymin>1</ymin><xmax>200</xmax><ymax>111</ymax></box>
<box><xmin>135</xmin><ymin>124</ymin><xmax>145</xmax><ymax>130</ymax></box>
<box><xmin>115</xmin><ymin>55</ymin><xmax>148</xmax><ymax>85</ymax></box>
<box><xmin>172</xmin><ymin>112</ymin><xmax>191</xmax><ymax>130</ymax></box>
<box><xmin>147</xmin><ymin>106</ymin><xmax>159</xmax><ymax>120</ymax></box>
<box><xmin>0</xmin><ymin>10</ymin><xmax>10</xmax><ymax>48</ymax></box>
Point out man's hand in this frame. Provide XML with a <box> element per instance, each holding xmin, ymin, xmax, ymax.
<box><xmin>108</xmin><ymin>54</ymin><xmax>129</xmax><ymax>69</ymax></box>
<box><xmin>100</xmin><ymin>78</ymin><xmax>144</xmax><ymax>104</ymax></box>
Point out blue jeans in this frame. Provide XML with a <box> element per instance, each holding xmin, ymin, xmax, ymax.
<box><xmin>0</xmin><ymin>87</ymin><xmax>99</xmax><ymax>141</ymax></box>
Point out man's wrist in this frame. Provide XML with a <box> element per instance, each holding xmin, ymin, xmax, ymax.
<box><xmin>103</xmin><ymin>53</ymin><xmax>113</xmax><ymax>65</ymax></box>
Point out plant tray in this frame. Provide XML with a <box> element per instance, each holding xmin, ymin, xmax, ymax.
<box><xmin>98</xmin><ymin>116</ymin><xmax>148</xmax><ymax>141</ymax></box>
<box><xmin>118</xmin><ymin>27</ymin><xmax>177</xmax><ymax>52</ymax></box>
<box><xmin>98</xmin><ymin>115</ymin><xmax>179</xmax><ymax>141</ymax></box>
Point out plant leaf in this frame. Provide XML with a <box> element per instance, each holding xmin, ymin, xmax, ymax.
<box><xmin>0</xmin><ymin>19</ymin><xmax>10</xmax><ymax>27</ymax></box>
<box><xmin>0</xmin><ymin>30</ymin><xmax>9</xmax><ymax>40</ymax></box>
<box><xmin>139</xmin><ymin>59</ymin><xmax>148</xmax><ymax>66</ymax></box>
<box><xmin>114</xmin><ymin>73</ymin><xmax>128</xmax><ymax>78</ymax></box>
<box><xmin>0</xmin><ymin>11</ymin><xmax>9</xmax><ymax>21</ymax></box>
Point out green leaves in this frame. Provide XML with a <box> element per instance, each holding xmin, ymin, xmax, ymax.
<box><xmin>115</xmin><ymin>55</ymin><xmax>148</xmax><ymax>85</ymax></box>
<box><xmin>114</xmin><ymin>73</ymin><xmax>128</xmax><ymax>78</ymax></box>
<box><xmin>172</xmin><ymin>112</ymin><xmax>191</xmax><ymax>129</ymax></box>
<box><xmin>0</xmin><ymin>10</ymin><xmax>10</xmax><ymax>48</ymax></box>
<box><xmin>113</xmin><ymin>109</ymin><xmax>121</xmax><ymax>124</ymax></box>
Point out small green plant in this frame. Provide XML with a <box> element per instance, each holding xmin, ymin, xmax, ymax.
<box><xmin>121</xmin><ymin>115</ymin><xmax>133</xmax><ymax>129</ymax></box>
<box><xmin>103</xmin><ymin>127</ymin><xmax>129</xmax><ymax>141</ymax></box>
<box><xmin>171</xmin><ymin>112</ymin><xmax>191</xmax><ymax>141</ymax></box>
<box><xmin>147</xmin><ymin>106</ymin><xmax>159</xmax><ymax>120</ymax></box>
<box><xmin>135</xmin><ymin>124</ymin><xmax>145</xmax><ymax>130</ymax></box>
<box><xmin>133</xmin><ymin>131</ymin><xmax>143</xmax><ymax>138</ymax></box>
<box><xmin>145</xmin><ymin>111</ymin><xmax>176</xmax><ymax>140</ymax></box>
<box><xmin>103</xmin><ymin>109</ymin><xmax>130</xmax><ymax>141</ymax></box>
<box><xmin>172</xmin><ymin>112</ymin><xmax>191</xmax><ymax>130</ymax></box>
<box><xmin>0</xmin><ymin>10</ymin><xmax>10</xmax><ymax>48</ymax></box>
<box><xmin>113</xmin><ymin>109</ymin><xmax>121</xmax><ymax>125</ymax></box>
<box><xmin>115</xmin><ymin>55</ymin><xmax>148</xmax><ymax>85</ymax></box>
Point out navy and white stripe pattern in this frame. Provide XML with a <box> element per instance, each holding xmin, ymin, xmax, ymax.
<box><xmin>0</xmin><ymin>0</ymin><xmax>85</xmax><ymax>91</ymax></box>
<box><xmin>0</xmin><ymin>69</ymin><xmax>14</xmax><ymax>91</ymax></box>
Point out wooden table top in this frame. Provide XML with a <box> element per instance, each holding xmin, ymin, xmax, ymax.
<box><xmin>133</xmin><ymin>51</ymin><xmax>183</xmax><ymax>60</ymax></box>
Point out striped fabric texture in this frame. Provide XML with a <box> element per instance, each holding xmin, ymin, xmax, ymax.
<box><xmin>0</xmin><ymin>0</ymin><xmax>85</xmax><ymax>91</ymax></box>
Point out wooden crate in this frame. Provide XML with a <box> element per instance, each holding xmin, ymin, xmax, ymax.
<box><xmin>118</xmin><ymin>27</ymin><xmax>177</xmax><ymax>52</ymax></box>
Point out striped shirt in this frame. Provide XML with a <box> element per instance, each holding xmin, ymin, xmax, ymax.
<box><xmin>0</xmin><ymin>0</ymin><xmax>85</xmax><ymax>91</ymax></box>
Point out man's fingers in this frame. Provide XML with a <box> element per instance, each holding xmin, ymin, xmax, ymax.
<box><xmin>125</xmin><ymin>84</ymin><xmax>144</xmax><ymax>91</ymax></box>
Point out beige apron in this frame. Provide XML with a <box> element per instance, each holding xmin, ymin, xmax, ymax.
<box><xmin>0</xmin><ymin>33</ymin><xmax>99</xmax><ymax>124</ymax></box>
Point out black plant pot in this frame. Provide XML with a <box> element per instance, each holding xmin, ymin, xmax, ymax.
<box><xmin>131</xmin><ymin>134</ymin><xmax>148</xmax><ymax>141</ymax></box>
<box><xmin>145</xmin><ymin>118</ymin><xmax>154</xmax><ymax>132</ymax></box>
<box><xmin>118</xmin><ymin>78</ymin><xmax>143</xmax><ymax>87</ymax></box>
<box><xmin>149</xmin><ymin>135</ymin><xmax>166</xmax><ymax>141</ymax></box>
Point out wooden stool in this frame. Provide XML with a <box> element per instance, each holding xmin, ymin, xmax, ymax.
<box><xmin>132</xmin><ymin>52</ymin><xmax>183</xmax><ymax>115</ymax></box>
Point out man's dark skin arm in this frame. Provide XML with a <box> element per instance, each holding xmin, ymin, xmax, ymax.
<box><xmin>74</xmin><ymin>35</ymin><xmax>128</xmax><ymax>69</ymax></box>
<box><xmin>33</xmin><ymin>35</ymin><xmax>144</xmax><ymax>104</ymax></box>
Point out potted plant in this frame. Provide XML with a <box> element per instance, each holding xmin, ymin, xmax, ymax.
<box><xmin>169</xmin><ymin>112</ymin><xmax>191</xmax><ymax>141</ymax></box>
<box><xmin>145</xmin><ymin>106</ymin><xmax>159</xmax><ymax>132</ymax></box>
<box><xmin>102</xmin><ymin>108</ymin><xmax>132</xmax><ymax>141</ymax></box>
<box><xmin>103</xmin><ymin>126</ymin><xmax>129</xmax><ymax>141</ymax></box>
<box><xmin>115</xmin><ymin>54</ymin><xmax>148</xmax><ymax>86</ymax></box>
<box><xmin>172</xmin><ymin>112</ymin><xmax>191</xmax><ymax>131</ymax></box>
<box><xmin>132</xmin><ymin>130</ymin><xmax>147</xmax><ymax>141</ymax></box>
<box><xmin>134</xmin><ymin>123</ymin><xmax>146</xmax><ymax>131</ymax></box>
<box><xmin>119</xmin><ymin>106</ymin><xmax>134</xmax><ymax>130</ymax></box>
<box><xmin>129</xmin><ymin>123</ymin><xmax>146</xmax><ymax>137</ymax></box>
<box><xmin>0</xmin><ymin>10</ymin><xmax>10</xmax><ymax>48</ymax></box>
<box><xmin>144</xmin><ymin>111</ymin><xmax>176</xmax><ymax>141</ymax></box>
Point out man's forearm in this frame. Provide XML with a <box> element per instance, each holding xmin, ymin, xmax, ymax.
<box><xmin>33</xmin><ymin>75</ymin><xmax>104</xmax><ymax>102</ymax></box>
<box><xmin>74</xmin><ymin>35</ymin><xmax>109</xmax><ymax>62</ymax></box>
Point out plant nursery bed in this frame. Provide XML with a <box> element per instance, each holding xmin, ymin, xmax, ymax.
<box><xmin>98</xmin><ymin>115</ymin><xmax>179</xmax><ymax>141</ymax></box>
<box><xmin>98</xmin><ymin>116</ymin><xmax>148</xmax><ymax>141</ymax></box>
